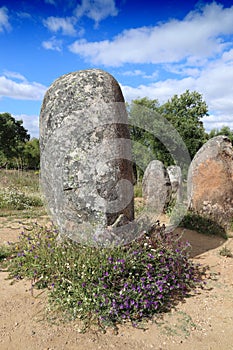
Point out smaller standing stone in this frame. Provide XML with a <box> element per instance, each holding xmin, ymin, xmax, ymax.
<box><xmin>142</xmin><ymin>160</ymin><xmax>172</xmax><ymax>215</ymax></box>
<box><xmin>167</xmin><ymin>165</ymin><xmax>182</xmax><ymax>202</ymax></box>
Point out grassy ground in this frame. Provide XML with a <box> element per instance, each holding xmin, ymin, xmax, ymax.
<box><xmin>0</xmin><ymin>169</ymin><xmax>46</xmax><ymax>219</ymax></box>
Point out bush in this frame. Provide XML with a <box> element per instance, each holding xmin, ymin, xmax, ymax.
<box><xmin>6</xmin><ymin>222</ymin><xmax>204</xmax><ymax>331</ymax></box>
<box><xmin>0</xmin><ymin>245</ymin><xmax>12</xmax><ymax>262</ymax></box>
<box><xmin>0</xmin><ymin>187</ymin><xmax>43</xmax><ymax>210</ymax></box>
<box><xmin>219</xmin><ymin>246</ymin><xmax>233</xmax><ymax>258</ymax></box>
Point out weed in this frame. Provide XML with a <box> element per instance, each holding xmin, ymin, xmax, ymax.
<box><xmin>0</xmin><ymin>245</ymin><xmax>12</xmax><ymax>262</ymax></box>
<box><xmin>134</xmin><ymin>181</ymin><xmax>142</xmax><ymax>198</ymax></box>
<box><xmin>219</xmin><ymin>246</ymin><xmax>233</xmax><ymax>258</ymax></box>
<box><xmin>0</xmin><ymin>170</ymin><xmax>43</xmax><ymax>211</ymax></box>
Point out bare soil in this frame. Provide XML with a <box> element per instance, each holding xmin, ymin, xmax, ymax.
<box><xmin>1</xmin><ymin>216</ymin><xmax>233</xmax><ymax>350</ymax></box>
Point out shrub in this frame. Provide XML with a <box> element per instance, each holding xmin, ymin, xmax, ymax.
<box><xmin>219</xmin><ymin>246</ymin><xmax>233</xmax><ymax>258</ymax></box>
<box><xmin>0</xmin><ymin>187</ymin><xmax>43</xmax><ymax>210</ymax></box>
<box><xmin>6</xmin><ymin>222</ymin><xmax>203</xmax><ymax>331</ymax></box>
<box><xmin>0</xmin><ymin>244</ymin><xmax>12</xmax><ymax>262</ymax></box>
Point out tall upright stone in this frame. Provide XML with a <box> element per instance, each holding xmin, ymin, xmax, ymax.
<box><xmin>188</xmin><ymin>135</ymin><xmax>233</xmax><ymax>230</ymax></box>
<box><xmin>142</xmin><ymin>160</ymin><xmax>172</xmax><ymax>215</ymax></box>
<box><xmin>40</xmin><ymin>69</ymin><xmax>134</xmax><ymax>245</ymax></box>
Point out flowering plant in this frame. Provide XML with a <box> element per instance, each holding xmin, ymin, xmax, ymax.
<box><xmin>7</xmin><ymin>222</ymin><xmax>203</xmax><ymax>330</ymax></box>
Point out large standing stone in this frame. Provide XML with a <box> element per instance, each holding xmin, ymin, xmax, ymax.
<box><xmin>40</xmin><ymin>69</ymin><xmax>134</xmax><ymax>245</ymax></box>
<box><xmin>188</xmin><ymin>135</ymin><xmax>233</xmax><ymax>230</ymax></box>
<box><xmin>142</xmin><ymin>160</ymin><xmax>172</xmax><ymax>215</ymax></box>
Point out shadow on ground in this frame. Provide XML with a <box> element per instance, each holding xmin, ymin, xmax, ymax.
<box><xmin>175</xmin><ymin>227</ymin><xmax>226</xmax><ymax>258</ymax></box>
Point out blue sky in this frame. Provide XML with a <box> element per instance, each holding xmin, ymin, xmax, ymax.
<box><xmin>0</xmin><ymin>0</ymin><xmax>233</xmax><ymax>138</ymax></box>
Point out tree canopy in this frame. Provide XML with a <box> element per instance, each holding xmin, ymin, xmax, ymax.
<box><xmin>0</xmin><ymin>113</ymin><xmax>30</xmax><ymax>161</ymax></box>
<box><xmin>0</xmin><ymin>113</ymin><xmax>39</xmax><ymax>169</ymax></box>
<box><xmin>128</xmin><ymin>90</ymin><xmax>209</xmax><ymax>178</ymax></box>
<box><xmin>23</xmin><ymin>138</ymin><xmax>40</xmax><ymax>169</ymax></box>
<box><xmin>158</xmin><ymin>90</ymin><xmax>209</xmax><ymax>158</ymax></box>
<box><xmin>208</xmin><ymin>125</ymin><xmax>233</xmax><ymax>143</ymax></box>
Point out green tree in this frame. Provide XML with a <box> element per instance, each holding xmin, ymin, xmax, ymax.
<box><xmin>23</xmin><ymin>138</ymin><xmax>40</xmax><ymax>169</ymax></box>
<box><xmin>128</xmin><ymin>91</ymin><xmax>209</xmax><ymax>179</ymax></box>
<box><xmin>158</xmin><ymin>90</ymin><xmax>209</xmax><ymax>158</ymax></box>
<box><xmin>209</xmin><ymin>125</ymin><xmax>233</xmax><ymax>143</ymax></box>
<box><xmin>0</xmin><ymin>113</ymin><xmax>30</xmax><ymax>167</ymax></box>
<box><xmin>128</xmin><ymin>97</ymin><xmax>164</xmax><ymax>178</ymax></box>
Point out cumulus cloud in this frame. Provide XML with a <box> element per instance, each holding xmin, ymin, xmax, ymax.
<box><xmin>43</xmin><ymin>16</ymin><xmax>77</xmax><ymax>35</ymax></box>
<box><xmin>69</xmin><ymin>3</ymin><xmax>233</xmax><ymax>66</ymax></box>
<box><xmin>121</xmin><ymin>70</ymin><xmax>145</xmax><ymax>77</ymax></box>
<box><xmin>120</xmin><ymin>48</ymin><xmax>233</xmax><ymax>132</ymax></box>
<box><xmin>3</xmin><ymin>70</ymin><xmax>27</xmax><ymax>82</ymax></box>
<box><xmin>42</xmin><ymin>36</ymin><xmax>63</xmax><ymax>51</ymax></box>
<box><xmin>0</xmin><ymin>72</ymin><xmax>47</xmax><ymax>100</ymax></box>
<box><xmin>43</xmin><ymin>0</ymin><xmax>118</xmax><ymax>37</ymax></box>
<box><xmin>75</xmin><ymin>0</ymin><xmax>118</xmax><ymax>26</ymax></box>
<box><xmin>0</xmin><ymin>7</ymin><xmax>11</xmax><ymax>32</ymax></box>
<box><xmin>13</xmin><ymin>114</ymin><xmax>39</xmax><ymax>139</ymax></box>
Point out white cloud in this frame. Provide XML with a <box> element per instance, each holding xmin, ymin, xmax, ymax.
<box><xmin>203</xmin><ymin>114</ymin><xmax>233</xmax><ymax>132</ymax></box>
<box><xmin>69</xmin><ymin>3</ymin><xmax>233</xmax><ymax>66</ymax></box>
<box><xmin>121</xmin><ymin>77</ymin><xmax>194</xmax><ymax>104</ymax></box>
<box><xmin>0</xmin><ymin>72</ymin><xmax>47</xmax><ymax>100</ymax></box>
<box><xmin>121</xmin><ymin>70</ymin><xmax>145</xmax><ymax>77</ymax></box>
<box><xmin>3</xmin><ymin>70</ymin><xmax>27</xmax><ymax>82</ymax></box>
<box><xmin>222</xmin><ymin>48</ymin><xmax>233</xmax><ymax>61</ymax></box>
<box><xmin>120</xmin><ymin>49</ymin><xmax>233</xmax><ymax>132</ymax></box>
<box><xmin>43</xmin><ymin>16</ymin><xmax>76</xmax><ymax>35</ymax></box>
<box><xmin>0</xmin><ymin>7</ymin><xmax>11</xmax><ymax>32</ymax></box>
<box><xmin>75</xmin><ymin>0</ymin><xmax>118</xmax><ymax>26</ymax></box>
<box><xmin>13</xmin><ymin>114</ymin><xmax>39</xmax><ymax>138</ymax></box>
<box><xmin>120</xmin><ymin>69</ymin><xmax>159</xmax><ymax>79</ymax></box>
<box><xmin>163</xmin><ymin>64</ymin><xmax>201</xmax><ymax>78</ymax></box>
<box><xmin>143</xmin><ymin>71</ymin><xmax>159</xmax><ymax>80</ymax></box>
<box><xmin>42</xmin><ymin>36</ymin><xmax>63</xmax><ymax>51</ymax></box>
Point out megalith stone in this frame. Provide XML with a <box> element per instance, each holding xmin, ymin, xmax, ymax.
<box><xmin>188</xmin><ymin>135</ymin><xmax>233</xmax><ymax>230</ymax></box>
<box><xmin>167</xmin><ymin>165</ymin><xmax>182</xmax><ymax>202</ymax></box>
<box><xmin>142</xmin><ymin>160</ymin><xmax>172</xmax><ymax>215</ymax></box>
<box><xmin>40</xmin><ymin>69</ymin><xmax>134</xmax><ymax>245</ymax></box>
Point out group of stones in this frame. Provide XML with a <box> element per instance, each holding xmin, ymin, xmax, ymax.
<box><xmin>142</xmin><ymin>134</ymin><xmax>233</xmax><ymax>233</ymax></box>
<box><xmin>40</xmin><ymin>69</ymin><xmax>233</xmax><ymax>245</ymax></box>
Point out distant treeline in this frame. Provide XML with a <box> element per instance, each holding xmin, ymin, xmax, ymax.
<box><xmin>0</xmin><ymin>113</ymin><xmax>39</xmax><ymax>170</ymax></box>
<box><xmin>1</xmin><ymin>90</ymin><xmax>232</xmax><ymax>171</ymax></box>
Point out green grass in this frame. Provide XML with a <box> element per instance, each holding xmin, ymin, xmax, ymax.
<box><xmin>0</xmin><ymin>170</ymin><xmax>43</xmax><ymax>212</ymax></box>
<box><xmin>0</xmin><ymin>169</ymin><xmax>40</xmax><ymax>192</ymax></box>
<box><xmin>134</xmin><ymin>181</ymin><xmax>142</xmax><ymax>198</ymax></box>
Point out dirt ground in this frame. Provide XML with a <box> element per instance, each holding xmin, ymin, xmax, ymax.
<box><xmin>0</xmin><ymin>216</ymin><xmax>233</xmax><ymax>350</ymax></box>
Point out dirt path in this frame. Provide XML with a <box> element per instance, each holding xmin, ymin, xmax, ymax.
<box><xmin>1</xmin><ymin>217</ymin><xmax>233</xmax><ymax>350</ymax></box>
